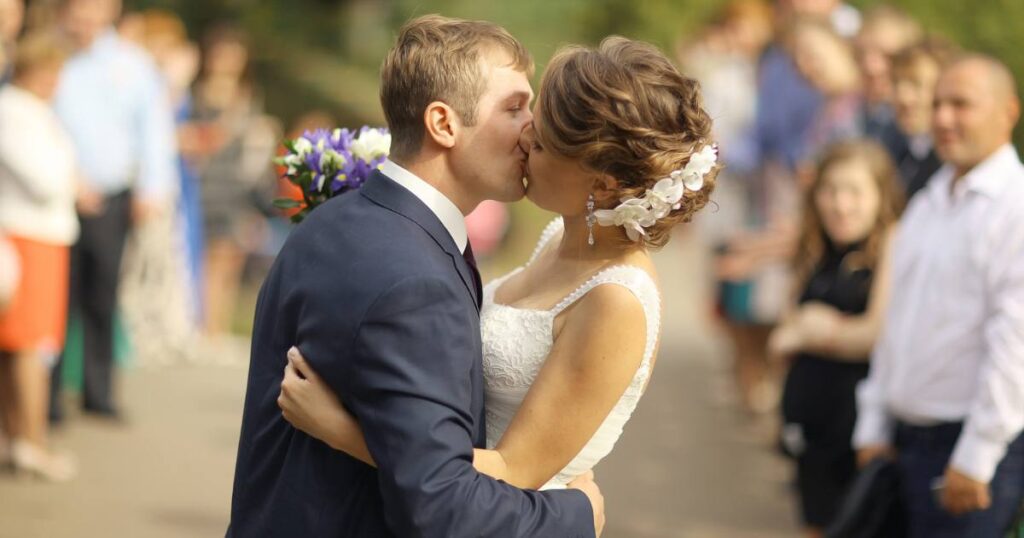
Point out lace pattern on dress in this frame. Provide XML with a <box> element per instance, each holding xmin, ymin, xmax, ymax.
<box><xmin>480</xmin><ymin>218</ymin><xmax>661</xmax><ymax>489</ymax></box>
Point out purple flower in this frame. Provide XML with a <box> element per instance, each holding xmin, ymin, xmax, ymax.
<box><xmin>275</xmin><ymin>125</ymin><xmax>391</xmax><ymax>222</ymax></box>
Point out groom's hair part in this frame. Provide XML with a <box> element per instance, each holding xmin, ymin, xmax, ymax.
<box><xmin>380</xmin><ymin>14</ymin><xmax>533</xmax><ymax>159</ymax></box>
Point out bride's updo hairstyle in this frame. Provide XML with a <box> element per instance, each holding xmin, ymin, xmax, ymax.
<box><xmin>535</xmin><ymin>36</ymin><xmax>719</xmax><ymax>250</ymax></box>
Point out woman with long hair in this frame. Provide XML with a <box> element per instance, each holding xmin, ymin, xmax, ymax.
<box><xmin>769</xmin><ymin>140</ymin><xmax>905</xmax><ymax>536</ymax></box>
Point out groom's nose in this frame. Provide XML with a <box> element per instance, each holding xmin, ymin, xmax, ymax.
<box><xmin>518</xmin><ymin>125</ymin><xmax>534</xmax><ymax>155</ymax></box>
<box><xmin>522</xmin><ymin>105</ymin><xmax>534</xmax><ymax>126</ymax></box>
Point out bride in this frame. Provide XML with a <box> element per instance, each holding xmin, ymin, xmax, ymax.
<box><xmin>277</xmin><ymin>36</ymin><xmax>718</xmax><ymax>491</ymax></box>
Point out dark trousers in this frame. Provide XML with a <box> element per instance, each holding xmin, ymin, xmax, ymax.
<box><xmin>895</xmin><ymin>421</ymin><xmax>1024</xmax><ymax>538</ymax></box>
<box><xmin>51</xmin><ymin>191</ymin><xmax>132</xmax><ymax>417</ymax></box>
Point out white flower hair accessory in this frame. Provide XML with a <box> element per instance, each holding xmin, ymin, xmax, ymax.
<box><xmin>593</xmin><ymin>144</ymin><xmax>717</xmax><ymax>242</ymax></box>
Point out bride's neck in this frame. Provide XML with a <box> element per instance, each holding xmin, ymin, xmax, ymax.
<box><xmin>557</xmin><ymin>214</ymin><xmax>644</xmax><ymax>261</ymax></box>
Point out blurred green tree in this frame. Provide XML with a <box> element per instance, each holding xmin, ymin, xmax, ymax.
<box><xmin>128</xmin><ymin>0</ymin><xmax>1024</xmax><ymax>148</ymax></box>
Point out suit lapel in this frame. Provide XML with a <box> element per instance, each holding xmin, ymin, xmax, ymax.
<box><xmin>360</xmin><ymin>171</ymin><xmax>480</xmax><ymax>311</ymax></box>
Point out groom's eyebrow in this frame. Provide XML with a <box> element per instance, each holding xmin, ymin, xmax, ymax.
<box><xmin>505</xmin><ymin>90</ymin><xmax>533</xmax><ymax>104</ymax></box>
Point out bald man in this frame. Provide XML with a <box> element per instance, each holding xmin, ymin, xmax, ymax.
<box><xmin>854</xmin><ymin>54</ymin><xmax>1024</xmax><ymax>538</ymax></box>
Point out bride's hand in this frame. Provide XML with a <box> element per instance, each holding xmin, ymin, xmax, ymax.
<box><xmin>278</xmin><ymin>347</ymin><xmax>362</xmax><ymax>454</ymax></box>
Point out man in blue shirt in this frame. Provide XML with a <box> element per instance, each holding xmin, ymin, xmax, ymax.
<box><xmin>50</xmin><ymin>0</ymin><xmax>177</xmax><ymax>420</ymax></box>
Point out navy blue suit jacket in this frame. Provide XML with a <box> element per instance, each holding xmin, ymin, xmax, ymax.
<box><xmin>226</xmin><ymin>171</ymin><xmax>594</xmax><ymax>537</ymax></box>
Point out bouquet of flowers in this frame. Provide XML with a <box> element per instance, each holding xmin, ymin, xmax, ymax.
<box><xmin>274</xmin><ymin>126</ymin><xmax>391</xmax><ymax>222</ymax></box>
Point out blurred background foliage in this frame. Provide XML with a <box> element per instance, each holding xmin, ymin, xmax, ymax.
<box><xmin>125</xmin><ymin>0</ymin><xmax>1024</xmax><ymax>136</ymax></box>
<box><xmin>123</xmin><ymin>0</ymin><xmax>1024</xmax><ymax>271</ymax></box>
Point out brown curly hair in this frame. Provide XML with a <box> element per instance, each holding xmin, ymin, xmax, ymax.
<box><xmin>535</xmin><ymin>36</ymin><xmax>720</xmax><ymax>250</ymax></box>
<box><xmin>793</xmin><ymin>140</ymin><xmax>905</xmax><ymax>287</ymax></box>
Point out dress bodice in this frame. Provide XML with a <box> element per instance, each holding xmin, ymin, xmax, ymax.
<box><xmin>480</xmin><ymin>219</ymin><xmax>661</xmax><ymax>489</ymax></box>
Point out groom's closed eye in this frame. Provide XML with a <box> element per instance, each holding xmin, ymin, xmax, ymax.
<box><xmin>504</xmin><ymin>91</ymin><xmax>533</xmax><ymax>114</ymax></box>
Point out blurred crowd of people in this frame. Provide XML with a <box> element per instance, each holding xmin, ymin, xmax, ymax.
<box><xmin>684</xmin><ymin>1</ymin><xmax>1024</xmax><ymax>536</ymax></box>
<box><xmin>0</xmin><ymin>0</ymin><xmax>284</xmax><ymax>482</ymax></box>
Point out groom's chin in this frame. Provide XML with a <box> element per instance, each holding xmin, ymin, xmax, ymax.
<box><xmin>496</xmin><ymin>179</ymin><xmax>527</xmax><ymax>203</ymax></box>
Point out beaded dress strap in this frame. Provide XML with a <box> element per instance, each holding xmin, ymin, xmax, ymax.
<box><xmin>549</xmin><ymin>265</ymin><xmax>661</xmax><ymax>368</ymax></box>
<box><xmin>527</xmin><ymin>218</ymin><xmax>564</xmax><ymax>266</ymax></box>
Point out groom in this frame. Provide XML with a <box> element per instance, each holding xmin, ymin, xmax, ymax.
<box><xmin>226</xmin><ymin>15</ymin><xmax>602</xmax><ymax>538</ymax></box>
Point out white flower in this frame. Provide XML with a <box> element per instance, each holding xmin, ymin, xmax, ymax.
<box><xmin>687</xmin><ymin>144</ymin><xmax>717</xmax><ymax>176</ymax></box>
<box><xmin>282</xmin><ymin>153</ymin><xmax>304</xmax><ymax>174</ymax></box>
<box><xmin>319</xmin><ymin>149</ymin><xmax>346</xmax><ymax>171</ymax></box>
<box><xmin>647</xmin><ymin>177</ymin><xmax>685</xmax><ymax>219</ymax></box>
<box><xmin>293</xmin><ymin>137</ymin><xmax>313</xmax><ymax>156</ymax></box>
<box><xmin>350</xmin><ymin>129</ymin><xmax>392</xmax><ymax>162</ymax></box>
<box><xmin>678</xmin><ymin>144</ymin><xmax>717</xmax><ymax>191</ymax></box>
<box><xmin>594</xmin><ymin>198</ymin><xmax>655</xmax><ymax>242</ymax></box>
<box><xmin>588</xmin><ymin>144</ymin><xmax>715</xmax><ymax>241</ymax></box>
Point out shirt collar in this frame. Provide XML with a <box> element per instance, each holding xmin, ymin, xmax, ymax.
<box><xmin>83</xmin><ymin>28</ymin><xmax>119</xmax><ymax>56</ymax></box>
<box><xmin>379</xmin><ymin>159</ymin><xmax>468</xmax><ymax>253</ymax></box>
<box><xmin>908</xmin><ymin>135</ymin><xmax>933</xmax><ymax>160</ymax></box>
<box><xmin>941</xmin><ymin>144</ymin><xmax>1023</xmax><ymax>201</ymax></box>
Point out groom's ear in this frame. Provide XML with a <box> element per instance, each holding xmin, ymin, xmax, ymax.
<box><xmin>423</xmin><ymin>101</ymin><xmax>458</xmax><ymax>150</ymax></box>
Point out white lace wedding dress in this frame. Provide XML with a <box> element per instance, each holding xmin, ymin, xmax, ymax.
<box><xmin>481</xmin><ymin>219</ymin><xmax>661</xmax><ymax>490</ymax></box>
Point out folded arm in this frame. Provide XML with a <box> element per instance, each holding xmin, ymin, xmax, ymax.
<box><xmin>770</xmin><ymin>226</ymin><xmax>896</xmax><ymax>362</ymax></box>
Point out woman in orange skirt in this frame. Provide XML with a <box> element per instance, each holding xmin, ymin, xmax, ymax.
<box><xmin>0</xmin><ymin>238</ymin><xmax>70</xmax><ymax>353</ymax></box>
<box><xmin>0</xmin><ymin>32</ymin><xmax>79</xmax><ymax>481</ymax></box>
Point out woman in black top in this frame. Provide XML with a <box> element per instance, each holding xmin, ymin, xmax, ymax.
<box><xmin>769</xmin><ymin>140</ymin><xmax>905</xmax><ymax>537</ymax></box>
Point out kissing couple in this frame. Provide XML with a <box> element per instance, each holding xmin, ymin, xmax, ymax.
<box><xmin>227</xmin><ymin>13</ymin><xmax>719</xmax><ymax>538</ymax></box>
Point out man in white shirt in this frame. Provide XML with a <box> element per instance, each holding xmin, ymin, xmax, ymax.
<box><xmin>854</xmin><ymin>54</ymin><xmax>1024</xmax><ymax>537</ymax></box>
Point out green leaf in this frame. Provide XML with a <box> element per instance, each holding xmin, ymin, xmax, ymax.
<box><xmin>273</xmin><ymin>198</ymin><xmax>302</xmax><ymax>209</ymax></box>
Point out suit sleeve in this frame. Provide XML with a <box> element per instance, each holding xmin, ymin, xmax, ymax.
<box><xmin>339</xmin><ymin>275</ymin><xmax>594</xmax><ymax>538</ymax></box>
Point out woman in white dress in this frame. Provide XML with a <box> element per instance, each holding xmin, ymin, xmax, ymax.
<box><xmin>277</xmin><ymin>36</ymin><xmax>719</xmax><ymax>491</ymax></box>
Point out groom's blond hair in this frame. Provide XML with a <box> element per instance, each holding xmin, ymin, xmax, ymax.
<box><xmin>380</xmin><ymin>15</ymin><xmax>533</xmax><ymax>159</ymax></box>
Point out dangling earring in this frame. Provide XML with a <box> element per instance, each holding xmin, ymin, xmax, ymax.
<box><xmin>586</xmin><ymin>193</ymin><xmax>596</xmax><ymax>246</ymax></box>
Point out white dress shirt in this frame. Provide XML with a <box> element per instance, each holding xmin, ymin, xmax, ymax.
<box><xmin>379</xmin><ymin>160</ymin><xmax>468</xmax><ymax>253</ymax></box>
<box><xmin>853</xmin><ymin>144</ymin><xmax>1024</xmax><ymax>482</ymax></box>
<box><xmin>0</xmin><ymin>85</ymin><xmax>80</xmax><ymax>246</ymax></box>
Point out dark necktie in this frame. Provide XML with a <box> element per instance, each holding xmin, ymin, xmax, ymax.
<box><xmin>462</xmin><ymin>241</ymin><xmax>483</xmax><ymax>308</ymax></box>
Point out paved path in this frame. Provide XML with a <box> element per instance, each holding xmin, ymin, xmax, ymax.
<box><xmin>0</xmin><ymin>240</ymin><xmax>800</xmax><ymax>538</ymax></box>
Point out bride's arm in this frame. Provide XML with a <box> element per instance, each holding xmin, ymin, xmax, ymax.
<box><xmin>279</xmin><ymin>348</ymin><xmax>510</xmax><ymax>480</ymax></box>
<box><xmin>484</xmin><ymin>284</ymin><xmax>648</xmax><ymax>489</ymax></box>
<box><xmin>279</xmin><ymin>284</ymin><xmax>647</xmax><ymax>489</ymax></box>
<box><xmin>277</xmin><ymin>349</ymin><xmax>373</xmax><ymax>463</ymax></box>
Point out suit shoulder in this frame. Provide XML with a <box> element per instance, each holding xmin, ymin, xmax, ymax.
<box><xmin>276</xmin><ymin>194</ymin><xmax>455</xmax><ymax>287</ymax></box>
